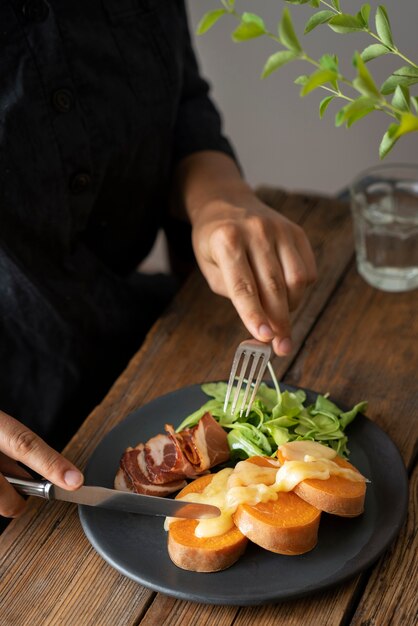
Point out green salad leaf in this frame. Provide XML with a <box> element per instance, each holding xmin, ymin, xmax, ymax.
<box><xmin>176</xmin><ymin>371</ymin><xmax>367</xmax><ymax>460</ymax></box>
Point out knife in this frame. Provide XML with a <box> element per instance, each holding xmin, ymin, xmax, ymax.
<box><xmin>5</xmin><ymin>476</ymin><xmax>221</xmax><ymax>519</ymax></box>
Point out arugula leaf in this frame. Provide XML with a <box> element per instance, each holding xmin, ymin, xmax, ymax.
<box><xmin>340</xmin><ymin>401</ymin><xmax>368</xmax><ymax>429</ymax></box>
<box><xmin>177</xmin><ymin>374</ymin><xmax>367</xmax><ymax>459</ymax></box>
<box><xmin>227</xmin><ymin>429</ymin><xmax>266</xmax><ymax>460</ymax></box>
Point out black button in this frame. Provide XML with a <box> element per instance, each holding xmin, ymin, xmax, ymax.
<box><xmin>22</xmin><ymin>0</ymin><xmax>50</xmax><ymax>22</ymax></box>
<box><xmin>69</xmin><ymin>173</ymin><xmax>91</xmax><ymax>195</ymax></box>
<box><xmin>51</xmin><ymin>89</ymin><xmax>74</xmax><ymax>114</ymax></box>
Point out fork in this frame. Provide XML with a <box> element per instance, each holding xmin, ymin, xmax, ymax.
<box><xmin>223</xmin><ymin>339</ymin><xmax>272</xmax><ymax>417</ymax></box>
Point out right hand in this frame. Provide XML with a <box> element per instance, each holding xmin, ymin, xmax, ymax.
<box><xmin>0</xmin><ymin>409</ymin><xmax>84</xmax><ymax>518</ymax></box>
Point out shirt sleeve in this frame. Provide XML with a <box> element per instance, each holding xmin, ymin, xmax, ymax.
<box><xmin>172</xmin><ymin>1</ymin><xmax>239</xmax><ymax>167</ymax></box>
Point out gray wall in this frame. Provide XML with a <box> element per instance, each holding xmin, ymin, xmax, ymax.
<box><xmin>186</xmin><ymin>0</ymin><xmax>418</xmax><ymax>194</ymax></box>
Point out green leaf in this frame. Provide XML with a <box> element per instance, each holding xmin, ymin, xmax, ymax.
<box><xmin>328</xmin><ymin>14</ymin><xmax>365</xmax><ymax>33</ymax></box>
<box><xmin>331</xmin><ymin>0</ymin><xmax>341</xmax><ymax>10</ymax></box>
<box><xmin>381</xmin><ymin>66</ymin><xmax>418</xmax><ymax>95</ymax></box>
<box><xmin>272</xmin><ymin>390</ymin><xmax>306</xmax><ymax>419</ymax></box>
<box><xmin>301</xmin><ymin>69</ymin><xmax>338</xmax><ymax>95</ymax></box>
<box><xmin>339</xmin><ymin>401</ymin><xmax>368</xmax><ymax>429</ymax></box>
<box><xmin>294</xmin><ymin>74</ymin><xmax>309</xmax><ymax>85</ymax></box>
<box><xmin>361</xmin><ymin>43</ymin><xmax>390</xmax><ymax>63</ymax></box>
<box><xmin>201</xmin><ymin>381</ymin><xmax>229</xmax><ymax>402</ymax></box>
<box><xmin>304</xmin><ymin>10</ymin><xmax>334</xmax><ymax>34</ymax></box>
<box><xmin>261</xmin><ymin>50</ymin><xmax>298</xmax><ymax>78</ymax></box>
<box><xmin>279</xmin><ymin>7</ymin><xmax>302</xmax><ymax>52</ymax></box>
<box><xmin>411</xmin><ymin>96</ymin><xmax>418</xmax><ymax>113</ymax></box>
<box><xmin>352</xmin><ymin>52</ymin><xmax>380</xmax><ymax>97</ymax></box>
<box><xmin>312</xmin><ymin>395</ymin><xmax>341</xmax><ymax>417</ymax></box>
<box><xmin>393</xmin><ymin>66</ymin><xmax>418</xmax><ymax>78</ymax></box>
<box><xmin>266</xmin><ymin>425</ymin><xmax>291</xmax><ymax>447</ymax></box>
<box><xmin>241</xmin><ymin>12</ymin><xmax>266</xmax><ymax>31</ymax></box>
<box><xmin>392</xmin><ymin>85</ymin><xmax>410</xmax><ymax>112</ymax></box>
<box><xmin>319</xmin><ymin>53</ymin><xmax>339</xmax><ymax>72</ymax></box>
<box><xmin>379</xmin><ymin>123</ymin><xmax>400</xmax><ymax>159</ymax></box>
<box><xmin>379</xmin><ymin>112</ymin><xmax>418</xmax><ymax>159</ymax></box>
<box><xmin>309</xmin><ymin>0</ymin><xmax>321</xmax><ymax>8</ymax></box>
<box><xmin>232</xmin><ymin>20</ymin><xmax>266</xmax><ymax>42</ymax></box>
<box><xmin>255</xmin><ymin>382</ymin><xmax>281</xmax><ymax>409</ymax></box>
<box><xmin>392</xmin><ymin>111</ymin><xmax>418</xmax><ymax>138</ymax></box>
<box><xmin>175</xmin><ymin>398</ymin><xmax>224</xmax><ymax>431</ymax></box>
<box><xmin>227</xmin><ymin>429</ymin><xmax>265</xmax><ymax>459</ymax></box>
<box><xmin>285</xmin><ymin>0</ymin><xmax>310</xmax><ymax>4</ymax></box>
<box><xmin>197</xmin><ymin>9</ymin><xmax>227</xmax><ymax>35</ymax></box>
<box><xmin>319</xmin><ymin>95</ymin><xmax>335</xmax><ymax>118</ymax></box>
<box><xmin>360</xmin><ymin>4</ymin><xmax>371</xmax><ymax>26</ymax></box>
<box><xmin>335</xmin><ymin>97</ymin><xmax>377</xmax><ymax>127</ymax></box>
<box><xmin>375</xmin><ymin>5</ymin><xmax>394</xmax><ymax>48</ymax></box>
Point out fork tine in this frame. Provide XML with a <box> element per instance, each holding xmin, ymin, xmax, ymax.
<box><xmin>245</xmin><ymin>353</ymin><xmax>270</xmax><ymax>417</ymax></box>
<box><xmin>238</xmin><ymin>352</ymin><xmax>262</xmax><ymax>416</ymax></box>
<box><xmin>223</xmin><ymin>348</ymin><xmax>243</xmax><ymax>412</ymax></box>
<box><xmin>224</xmin><ymin>339</ymin><xmax>272</xmax><ymax>416</ymax></box>
<box><xmin>230</xmin><ymin>350</ymin><xmax>251</xmax><ymax>415</ymax></box>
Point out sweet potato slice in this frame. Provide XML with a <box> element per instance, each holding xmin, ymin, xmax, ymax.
<box><xmin>232</xmin><ymin>457</ymin><xmax>321</xmax><ymax>555</ymax></box>
<box><xmin>277</xmin><ymin>450</ymin><xmax>366</xmax><ymax>517</ymax></box>
<box><xmin>167</xmin><ymin>475</ymin><xmax>248</xmax><ymax>572</ymax></box>
<box><xmin>233</xmin><ymin>492</ymin><xmax>321</xmax><ymax>555</ymax></box>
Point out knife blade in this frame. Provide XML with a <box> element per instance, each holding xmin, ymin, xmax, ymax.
<box><xmin>5</xmin><ymin>475</ymin><xmax>220</xmax><ymax>519</ymax></box>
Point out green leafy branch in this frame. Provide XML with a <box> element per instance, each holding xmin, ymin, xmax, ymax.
<box><xmin>197</xmin><ymin>0</ymin><xmax>418</xmax><ymax>158</ymax></box>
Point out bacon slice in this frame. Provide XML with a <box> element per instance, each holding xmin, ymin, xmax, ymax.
<box><xmin>115</xmin><ymin>413</ymin><xmax>230</xmax><ymax>496</ymax></box>
<box><xmin>117</xmin><ymin>445</ymin><xmax>186</xmax><ymax>496</ymax></box>
<box><xmin>178</xmin><ymin>412</ymin><xmax>230</xmax><ymax>472</ymax></box>
<box><xmin>164</xmin><ymin>425</ymin><xmax>201</xmax><ymax>478</ymax></box>
<box><xmin>143</xmin><ymin>434</ymin><xmax>189</xmax><ymax>484</ymax></box>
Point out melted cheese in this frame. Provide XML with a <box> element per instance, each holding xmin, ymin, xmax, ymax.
<box><xmin>279</xmin><ymin>440</ymin><xmax>338</xmax><ymax>462</ymax></box>
<box><xmin>274</xmin><ymin>459</ymin><xmax>366</xmax><ymax>491</ymax></box>
<box><xmin>166</xmin><ymin>441</ymin><xmax>367</xmax><ymax>538</ymax></box>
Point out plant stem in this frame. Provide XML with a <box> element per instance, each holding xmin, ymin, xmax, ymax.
<box><xmin>318</xmin><ymin>0</ymin><xmax>418</xmax><ymax>68</ymax></box>
<box><xmin>320</xmin><ymin>0</ymin><xmax>340</xmax><ymax>13</ymax></box>
<box><xmin>365</xmin><ymin>30</ymin><xmax>418</xmax><ymax>68</ymax></box>
<box><xmin>222</xmin><ymin>2</ymin><xmax>408</xmax><ymax>123</ymax></box>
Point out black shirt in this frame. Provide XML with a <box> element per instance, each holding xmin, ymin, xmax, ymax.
<box><xmin>0</xmin><ymin>0</ymin><xmax>235</xmax><ymax>444</ymax></box>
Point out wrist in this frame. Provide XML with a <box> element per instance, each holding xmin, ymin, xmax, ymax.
<box><xmin>173</xmin><ymin>150</ymin><xmax>254</xmax><ymax>224</ymax></box>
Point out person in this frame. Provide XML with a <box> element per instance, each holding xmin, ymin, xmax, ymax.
<box><xmin>0</xmin><ymin>0</ymin><xmax>316</xmax><ymax>521</ymax></box>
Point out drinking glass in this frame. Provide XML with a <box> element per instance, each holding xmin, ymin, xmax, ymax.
<box><xmin>350</xmin><ymin>163</ymin><xmax>418</xmax><ymax>292</ymax></box>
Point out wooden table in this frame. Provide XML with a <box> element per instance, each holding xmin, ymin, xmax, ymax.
<box><xmin>0</xmin><ymin>188</ymin><xmax>416</xmax><ymax>625</ymax></box>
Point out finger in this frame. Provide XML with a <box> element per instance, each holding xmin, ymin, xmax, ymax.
<box><xmin>213</xmin><ymin>243</ymin><xmax>276</xmax><ymax>343</ymax></box>
<box><xmin>0</xmin><ymin>411</ymin><xmax>83</xmax><ymax>491</ymax></box>
<box><xmin>0</xmin><ymin>451</ymin><xmax>32</xmax><ymax>478</ymax></box>
<box><xmin>293</xmin><ymin>227</ymin><xmax>318</xmax><ymax>284</ymax></box>
<box><xmin>0</xmin><ymin>473</ymin><xmax>27</xmax><ymax>518</ymax></box>
<box><xmin>275</xmin><ymin>242</ymin><xmax>310</xmax><ymax>312</ymax></box>
<box><xmin>246</xmin><ymin>246</ymin><xmax>292</xmax><ymax>347</ymax></box>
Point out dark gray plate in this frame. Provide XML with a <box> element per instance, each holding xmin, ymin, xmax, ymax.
<box><xmin>79</xmin><ymin>383</ymin><xmax>408</xmax><ymax>606</ymax></box>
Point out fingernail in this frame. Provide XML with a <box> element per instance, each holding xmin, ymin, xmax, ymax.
<box><xmin>278</xmin><ymin>337</ymin><xmax>293</xmax><ymax>355</ymax></box>
<box><xmin>258</xmin><ymin>324</ymin><xmax>274</xmax><ymax>340</ymax></box>
<box><xmin>64</xmin><ymin>470</ymin><xmax>83</xmax><ymax>487</ymax></box>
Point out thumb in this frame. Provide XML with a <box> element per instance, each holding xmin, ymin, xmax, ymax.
<box><xmin>0</xmin><ymin>411</ymin><xmax>84</xmax><ymax>490</ymax></box>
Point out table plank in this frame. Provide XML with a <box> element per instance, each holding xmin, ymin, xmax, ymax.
<box><xmin>350</xmin><ymin>462</ymin><xmax>418</xmax><ymax>626</ymax></box>
<box><xmin>137</xmin><ymin>579</ymin><xmax>361</xmax><ymax>626</ymax></box>
<box><xmin>283</xmin><ymin>265</ymin><xmax>418</xmax><ymax>468</ymax></box>
<box><xmin>140</xmin><ymin>596</ymin><xmax>238</xmax><ymax>626</ymax></box>
<box><xmin>0</xmin><ymin>188</ymin><xmax>414</xmax><ymax>625</ymax></box>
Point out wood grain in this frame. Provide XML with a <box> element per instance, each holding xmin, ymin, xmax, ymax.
<box><xmin>283</xmin><ymin>265</ymin><xmax>418</xmax><ymax>469</ymax></box>
<box><xmin>350</xmin><ymin>463</ymin><xmax>417</xmax><ymax>626</ymax></box>
<box><xmin>0</xmin><ymin>188</ymin><xmax>415</xmax><ymax>626</ymax></box>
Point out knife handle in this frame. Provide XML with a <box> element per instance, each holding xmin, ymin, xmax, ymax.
<box><xmin>4</xmin><ymin>475</ymin><xmax>53</xmax><ymax>499</ymax></box>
